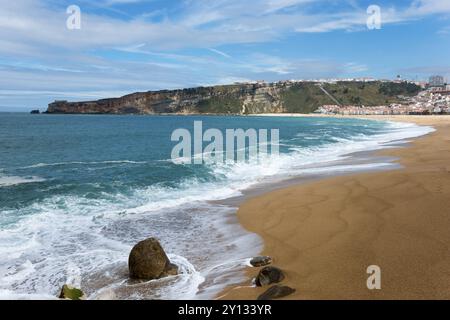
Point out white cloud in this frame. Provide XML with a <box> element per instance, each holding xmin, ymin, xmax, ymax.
<box><xmin>345</xmin><ymin>62</ymin><xmax>368</xmax><ymax>73</ymax></box>
<box><xmin>213</xmin><ymin>76</ymin><xmax>254</xmax><ymax>85</ymax></box>
<box><xmin>407</xmin><ymin>0</ymin><xmax>450</xmax><ymax>15</ymax></box>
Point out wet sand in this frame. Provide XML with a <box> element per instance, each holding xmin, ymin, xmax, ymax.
<box><xmin>220</xmin><ymin>115</ymin><xmax>450</xmax><ymax>300</ymax></box>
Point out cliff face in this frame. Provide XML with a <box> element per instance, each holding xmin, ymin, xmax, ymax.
<box><xmin>46</xmin><ymin>81</ymin><xmax>420</xmax><ymax>115</ymax></box>
<box><xmin>47</xmin><ymin>83</ymin><xmax>288</xmax><ymax>115</ymax></box>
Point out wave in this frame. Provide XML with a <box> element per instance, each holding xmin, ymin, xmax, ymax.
<box><xmin>0</xmin><ymin>175</ymin><xmax>46</xmax><ymax>187</ymax></box>
<box><xmin>157</xmin><ymin>254</ymin><xmax>205</xmax><ymax>300</ymax></box>
<box><xmin>199</xmin><ymin>120</ymin><xmax>434</xmax><ymax>193</ymax></box>
<box><xmin>0</xmin><ymin>194</ymin><xmax>258</xmax><ymax>299</ymax></box>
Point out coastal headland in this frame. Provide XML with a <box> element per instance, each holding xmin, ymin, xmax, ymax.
<box><xmin>221</xmin><ymin>115</ymin><xmax>450</xmax><ymax>300</ymax></box>
<box><xmin>45</xmin><ymin>81</ymin><xmax>419</xmax><ymax>115</ymax></box>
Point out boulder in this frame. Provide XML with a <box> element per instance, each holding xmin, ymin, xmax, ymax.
<box><xmin>250</xmin><ymin>256</ymin><xmax>272</xmax><ymax>267</ymax></box>
<box><xmin>257</xmin><ymin>285</ymin><xmax>296</xmax><ymax>300</ymax></box>
<box><xmin>59</xmin><ymin>284</ymin><xmax>85</xmax><ymax>300</ymax></box>
<box><xmin>128</xmin><ymin>238</ymin><xmax>178</xmax><ymax>280</ymax></box>
<box><xmin>255</xmin><ymin>266</ymin><xmax>285</xmax><ymax>287</ymax></box>
<box><xmin>160</xmin><ymin>263</ymin><xmax>179</xmax><ymax>277</ymax></box>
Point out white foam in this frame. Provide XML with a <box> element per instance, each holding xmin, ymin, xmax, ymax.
<box><xmin>163</xmin><ymin>254</ymin><xmax>205</xmax><ymax>300</ymax></box>
<box><xmin>0</xmin><ymin>290</ymin><xmax>57</xmax><ymax>300</ymax></box>
<box><xmin>0</xmin><ymin>260</ymin><xmax>35</xmax><ymax>287</ymax></box>
<box><xmin>89</xmin><ymin>254</ymin><xmax>205</xmax><ymax>300</ymax></box>
<box><xmin>0</xmin><ymin>192</ymin><xmax>259</xmax><ymax>300</ymax></box>
<box><xmin>0</xmin><ymin>175</ymin><xmax>46</xmax><ymax>187</ymax></box>
<box><xmin>207</xmin><ymin>120</ymin><xmax>434</xmax><ymax>188</ymax></box>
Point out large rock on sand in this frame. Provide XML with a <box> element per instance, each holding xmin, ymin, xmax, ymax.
<box><xmin>255</xmin><ymin>266</ymin><xmax>285</xmax><ymax>287</ymax></box>
<box><xmin>129</xmin><ymin>238</ymin><xmax>178</xmax><ymax>280</ymax></box>
<box><xmin>257</xmin><ymin>285</ymin><xmax>296</xmax><ymax>300</ymax></box>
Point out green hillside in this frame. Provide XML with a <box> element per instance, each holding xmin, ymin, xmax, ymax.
<box><xmin>279</xmin><ymin>81</ymin><xmax>420</xmax><ymax>114</ymax></box>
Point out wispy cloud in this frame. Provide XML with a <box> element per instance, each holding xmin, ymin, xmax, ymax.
<box><xmin>2</xmin><ymin>0</ymin><xmax>448</xmax><ymax>56</ymax></box>
<box><xmin>208</xmin><ymin>48</ymin><xmax>232</xmax><ymax>59</ymax></box>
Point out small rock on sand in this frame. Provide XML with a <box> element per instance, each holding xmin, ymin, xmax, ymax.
<box><xmin>255</xmin><ymin>266</ymin><xmax>285</xmax><ymax>287</ymax></box>
<box><xmin>257</xmin><ymin>285</ymin><xmax>296</xmax><ymax>300</ymax></box>
<box><xmin>250</xmin><ymin>256</ymin><xmax>272</xmax><ymax>267</ymax></box>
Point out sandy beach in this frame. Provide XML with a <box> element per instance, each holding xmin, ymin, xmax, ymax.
<box><xmin>221</xmin><ymin>115</ymin><xmax>450</xmax><ymax>300</ymax></box>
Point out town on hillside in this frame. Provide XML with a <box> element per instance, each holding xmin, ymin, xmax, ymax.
<box><xmin>316</xmin><ymin>75</ymin><xmax>450</xmax><ymax>115</ymax></box>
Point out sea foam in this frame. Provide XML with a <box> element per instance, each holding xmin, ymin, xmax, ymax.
<box><xmin>0</xmin><ymin>175</ymin><xmax>46</xmax><ymax>187</ymax></box>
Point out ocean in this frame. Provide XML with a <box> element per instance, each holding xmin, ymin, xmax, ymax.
<box><xmin>0</xmin><ymin>113</ymin><xmax>434</xmax><ymax>299</ymax></box>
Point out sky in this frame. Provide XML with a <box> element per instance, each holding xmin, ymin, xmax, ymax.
<box><xmin>0</xmin><ymin>0</ymin><xmax>449</xmax><ymax>110</ymax></box>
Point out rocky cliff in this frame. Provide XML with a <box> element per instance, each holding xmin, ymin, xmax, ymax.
<box><xmin>46</xmin><ymin>81</ymin><xmax>420</xmax><ymax>115</ymax></box>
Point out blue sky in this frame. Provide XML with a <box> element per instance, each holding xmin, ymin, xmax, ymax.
<box><xmin>0</xmin><ymin>0</ymin><xmax>450</xmax><ymax>110</ymax></box>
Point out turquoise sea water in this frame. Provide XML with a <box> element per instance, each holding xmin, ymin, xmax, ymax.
<box><xmin>0</xmin><ymin>113</ymin><xmax>433</xmax><ymax>299</ymax></box>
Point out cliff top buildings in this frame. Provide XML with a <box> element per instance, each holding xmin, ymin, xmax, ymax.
<box><xmin>317</xmin><ymin>90</ymin><xmax>450</xmax><ymax>116</ymax></box>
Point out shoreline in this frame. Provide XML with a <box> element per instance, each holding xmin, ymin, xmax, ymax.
<box><xmin>220</xmin><ymin>115</ymin><xmax>450</xmax><ymax>300</ymax></box>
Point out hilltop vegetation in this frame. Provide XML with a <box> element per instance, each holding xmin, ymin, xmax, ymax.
<box><xmin>280</xmin><ymin>82</ymin><xmax>421</xmax><ymax>113</ymax></box>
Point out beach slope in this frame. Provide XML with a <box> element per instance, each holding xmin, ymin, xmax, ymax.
<box><xmin>222</xmin><ymin>116</ymin><xmax>450</xmax><ymax>300</ymax></box>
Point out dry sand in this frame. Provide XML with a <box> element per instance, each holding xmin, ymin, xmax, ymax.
<box><xmin>220</xmin><ymin>115</ymin><xmax>450</xmax><ymax>300</ymax></box>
